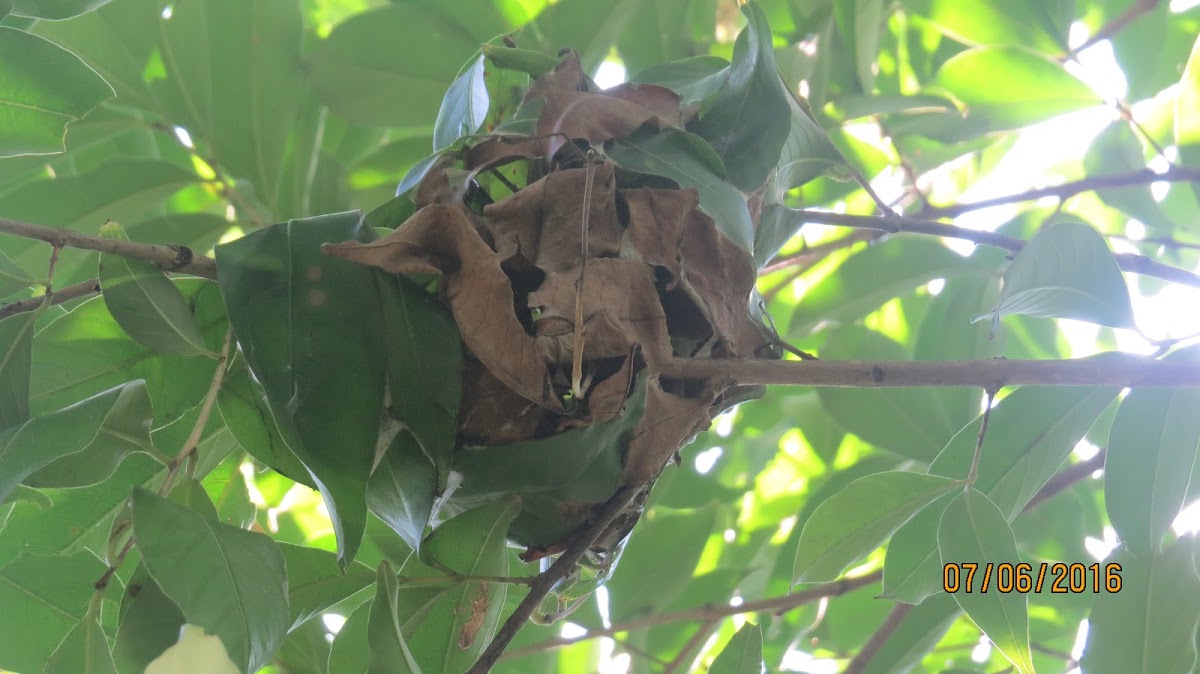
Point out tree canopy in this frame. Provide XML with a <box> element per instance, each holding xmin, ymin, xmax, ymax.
<box><xmin>2</xmin><ymin>1</ymin><xmax>1200</xmax><ymax>673</ymax></box>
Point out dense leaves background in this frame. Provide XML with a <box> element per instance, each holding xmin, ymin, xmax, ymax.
<box><xmin>1</xmin><ymin>0</ymin><xmax>1200</xmax><ymax>673</ymax></box>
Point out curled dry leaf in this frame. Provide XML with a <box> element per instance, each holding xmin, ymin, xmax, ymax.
<box><xmin>325</xmin><ymin>49</ymin><xmax>779</xmax><ymax>559</ymax></box>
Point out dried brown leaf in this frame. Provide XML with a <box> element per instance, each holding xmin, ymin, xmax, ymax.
<box><xmin>622</xmin><ymin>377</ymin><xmax>718</xmax><ymax>484</ymax></box>
<box><xmin>323</xmin><ymin>205</ymin><xmax>562</xmax><ymax>412</ymax></box>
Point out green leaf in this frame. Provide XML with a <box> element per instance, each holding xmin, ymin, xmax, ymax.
<box><xmin>368</xmin><ymin>430</ymin><xmax>436</xmax><ymax>552</ymax></box>
<box><xmin>0</xmin><ymin>550</ymin><xmax>106</xmax><ymax>673</ymax></box>
<box><xmin>789</xmin><ymin>236</ymin><xmax>978</xmax><ymax>335</ymax></box>
<box><xmin>0</xmin><ymin>306</ymin><xmax>40</xmax><ymax>427</ymax></box>
<box><xmin>44</xmin><ymin>601</ymin><xmax>118</xmax><ymax>674</ymax></box>
<box><xmin>131</xmin><ymin>488</ymin><xmax>288</xmax><ymax>673</ymax></box>
<box><xmin>530</xmin><ymin>0</ymin><xmax>640</xmax><ymax>74</ymax></box>
<box><xmin>328</xmin><ymin>598</ymin><xmax>371</xmax><ymax>674</ymax></box>
<box><xmin>434</xmin><ymin>53</ymin><xmax>488</xmax><ymax>152</ymax></box>
<box><xmin>98</xmin><ymin>222</ymin><xmax>210</xmax><ymax>357</ymax></box>
<box><xmin>977</xmin><ymin>222</ymin><xmax>1135</xmax><ymax>329</ymax></box>
<box><xmin>10</xmin><ymin>0</ymin><xmax>109</xmax><ymax>20</ymax></box>
<box><xmin>882</xmin><ymin>384</ymin><xmax>1118</xmax><ymax>604</ymax></box>
<box><xmin>1105</xmin><ymin>346</ymin><xmax>1200</xmax><ymax>556</ymax></box>
<box><xmin>31</xmin><ymin>278</ymin><xmax>223</xmax><ymax>424</ymax></box>
<box><xmin>1083</xmin><ymin>122</ymin><xmax>1173</xmax><ymax>235</ymax></box>
<box><xmin>793</xmin><ymin>471</ymin><xmax>960</xmax><ymax>583</ymax></box>
<box><xmin>630</xmin><ymin>55</ymin><xmax>730</xmax><ymax>108</ymax></box>
<box><xmin>606</xmin><ymin>127</ymin><xmax>753</xmax><ymax>250</ymax></box>
<box><xmin>1079</xmin><ymin>538</ymin><xmax>1200</xmax><ymax>674</ymax></box>
<box><xmin>709</xmin><ymin>623</ymin><xmax>763</xmax><ymax>674</ymax></box>
<box><xmin>279</xmin><ymin>542</ymin><xmax>375</xmax><ymax>632</ymax></box>
<box><xmin>1</xmin><ymin>380</ymin><xmax>152</xmax><ymax>502</ymax></box>
<box><xmin>817</xmin><ymin>328</ymin><xmax>963</xmax><ymax>462</ymax></box>
<box><xmin>937</xmin><ymin>489</ymin><xmax>1035</xmax><ymax>674</ymax></box>
<box><xmin>929</xmin><ymin>46</ymin><xmax>1097</xmax><ymax>132</ymax></box>
<box><xmin>404</xmin><ymin>498</ymin><xmax>520</xmax><ymax>673</ymax></box>
<box><xmin>113</xmin><ymin>575</ymin><xmax>187</xmax><ymax>674</ymax></box>
<box><xmin>859</xmin><ymin>594</ymin><xmax>960</xmax><ymax>674</ymax></box>
<box><xmin>0</xmin><ymin>26</ymin><xmax>114</xmax><ymax>157</ymax></box>
<box><xmin>377</xmin><ymin>273</ymin><xmax>462</xmax><ymax>486</ymax></box>
<box><xmin>144</xmin><ymin>624</ymin><xmax>241</xmax><ymax>674</ymax></box>
<box><xmin>216</xmin><ymin>212</ymin><xmax>388</xmax><ymax>565</ymax></box>
<box><xmin>1178</xmin><ymin>35</ymin><xmax>1200</xmax><ymax>201</ymax></box>
<box><xmin>481</xmin><ymin>44</ymin><xmax>561</xmax><ymax>79</ymax></box>
<box><xmin>908</xmin><ymin>0</ymin><xmax>1069</xmax><ymax>55</ymax></box>
<box><xmin>200</xmin><ymin>457</ymin><xmax>255</xmax><ymax>528</ymax></box>
<box><xmin>309</xmin><ymin>5</ymin><xmax>510</xmax><ymax>127</ymax></box>
<box><xmin>605</xmin><ymin>503</ymin><xmax>719</xmax><ymax>622</ymax></box>
<box><xmin>837</xmin><ymin>0</ymin><xmax>886</xmax><ymax>91</ymax></box>
<box><xmin>0</xmin><ymin>248</ymin><xmax>36</xmax><ymax>297</ymax></box>
<box><xmin>689</xmin><ymin>2</ymin><xmax>790</xmax><ymax>192</ymax></box>
<box><xmin>216</xmin><ymin>355</ymin><xmax>312</xmax><ymax>487</ymax></box>
<box><xmin>772</xmin><ymin>92</ymin><xmax>846</xmax><ymax>201</ymax></box>
<box><xmin>367</xmin><ymin>561</ymin><xmax>423</xmax><ymax>674</ymax></box>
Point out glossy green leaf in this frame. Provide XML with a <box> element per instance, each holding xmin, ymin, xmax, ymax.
<box><xmin>1105</xmin><ymin>346</ymin><xmax>1200</xmax><ymax>556</ymax></box>
<box><xmin>929</xmin><ymin>46</ymin><xmax>1097</xmax><ymax>131</ymax></box>
<box><xmin>367</xmin><ymin>561</ymin><xmax>423</xmax><ymax>674</ymax></box>
<box><xmin>10</xmin><ymin>0</ymin><xmax>109</xmax><ymax>19</ymax></box>
<box><xmin>689</xmin><ymin>2</ymin><xmax>790</xmax><ymax>192</ymax></box>
<box><xmin>98</xmin><ymin>222</ymin><xmax>210</xmax><ymax>357</ymax></box>
<box><xmin>1</xmin><ymin>380</ymin><xmax>152</xmax><ymax>502</ymax></box>
<box><xmin>818</xmin><ymin>328</ymin><xmax>963</xmax><ymax>462</ymax></box>
<box><xmin>606</xmin><ymin>503</ymin><xmax>720</xmax><ymax>621</ymax></box>
<box><xmin>434</xmin><ymin>53</ymin><xmax>488</xmax><ymax>152</ymax></box>
<box><xmin>883</xmin><ymin>384</ymin><xmax>1118</xmax><ymax>604</ymax></box>
<box><xmin>794</xmin><ymin>471</ymin><xmax>959</xmax><ymax>583</ymax></box>
<box><xmin>938</xmin><ymin>489</ymin><xmax>1035</xmax><ymax>674</ymax></box>
<box><xmin>908</xmin><ymin>0</ymin><xmax>1069</xmax><ymax>55</ymax></box>
<box><xmin>44</xmin><ymin>600</ymin><xmax>118</xmax><ymax>674</ymax></box>
<box><xmin>709</xmin><ymin>622</ymin><xmax>763</xmax><ymax>674</ymax></box>
<box><xmin>31</xmin><ymin>279</ymin><xmax>223</xmax><ymax>423</ymax></box>
<box><xmin>309</xmin><ymin>5</ymin><xmax>509</xmax><ymax>127</ymax></box>
<box><xmin>216</xmin><ymin>212</ymin><xmax>387</xmax><ymax>565</ymax></box>
<box><xmin>0</xmin><ymin>26</ymin><xmax>114</xmax><ymax>157</ymax></box>
<box><xmin>0</xmin><ymin>306</ymin><xmax>40</xmax><ymax>427</ymax></box>
<box><xmin>368</xmin><ymin>430</ymin><xmax>436</xmax><ymax>552</ymax></box>
<box><xmin>481</xmin><ymin>44</ymin><xmax>561</xmax><ymax>79</ymax></box>
<box><xmin>978</xmin><ymin>222</ymin><xmax>1135</xmax><ymax>329</ymax></box>
<box><xmin>0</xmin><ymin>249</ymin><xmax>36</xmax><ymax>297</ymax></box>
<box><xmin>0</xmin><ymin>550</ymin><xmax>106</xmax><ymax>673</ymax></box>
<box><xmin>131</xmin><ymin>488</ymin><xmax>288</xmax><ymax>673</ymax></box>
<box><xmin>403</xmin><ymin>498</ymin><xmax>520</xmax><ymax>673</ymax></box>
<box><xmin>328</xmin><ymin>598</ymin><xmax>371</xmax><ymax>674</ymax></box>
<box><xmin>145</xmin><ymin>624</ymin><xmax>240</xmax><ymax>674</ymax></box>
<box><xmin>377</xmin><ymin>273</ymin><xmax>462</xmax><ymax>486</ymax></box>
<box><xmin>606</xmin><ymin>127</ymin><xmax>753</xmax><ymax>250</ymax></box>
<box><xmin>216</xmin><ymin>355</ymin><xmax>312</xmax><ymax>487</ymax></box>
<box><xmin>629</xmin><ymin>55</ymin><xmax>729</xmax><ymax>107</ymax></box>
<box><xmin>1079</xmin><ymin>538</ymin><xmax>1200</xmax><ymax>674</ymax></box>
<box><xmin>790</xmin><ymin>236</ymin><xmax>977</xmax><ymax>335</ymax></box>
<box><xmin>280</xmin><ymin>542</ymin><xmax>375</xmax><ymax>632</ymax></box>
<box><xmin>1178</xmin><ymin>35</ymin><xmax>1200</xmax><ymax>200</ymax></box>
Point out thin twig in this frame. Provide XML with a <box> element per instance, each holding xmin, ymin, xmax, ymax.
<box><xmin>914</xmin><ymin>165</ymin><xmax>1199</xmax><ymax>219</ymax></box>
<box><xmin>467</xmin><ymin>483</ymin><xmax>642</xmax><ymax>674</ymax></box>
<box><xmin>657</xmin><ymin>355</ymin><xmax>1200</xmax><ymax>388</ymax></box>
<box><xmin>572</xmin><ymin>150</ymin><xmax>597</xmax><ymax>400</ymax></box>
<box><xmin>965</xmin><ymin>389</ymin><xmax>997</xmax><ymax>486</ymax></box>
<box><xmin>663</xmin><ymin>617</ymin><xmax>720</xmax><ymax>674</ymax></box>
<box><xmin>0</xmin><ymin>216</ymin><xmax>216</xmax><ymax>279</ymax></box>
<box><xmin>1024</xmin><ymin>449</ymin><xmax>1106</xmax><ymax>510</ymax></box>
<box><xmin>1073</xmin><ymin>0</ymin><xmax>1162</xmax><ymax>54</ymax></box>
<box><xmin>500</xmin><ymin>571</ymin><xmax>881</xmax><ymax>660</ymax></box>
<box><xmin>160</xmin><ymin>326</ymin><xmax>234</xmax><ymax>495</ymax></box>
<box><xmin>783</xmin><ymin>208</ymin><xmax>1200</xmax><ymax>289</ymax></box>
<box><xmin>0</xmin><ymin>278</ymin><xmax>101</xmax><ymax>320</ymax></box>
<box><xmin>843</xmin><ymin>603</ymin><xmax>914</xmax><ymax>674</ymax></box>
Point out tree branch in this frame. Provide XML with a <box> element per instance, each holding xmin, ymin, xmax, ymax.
<box><xmin>1073</xmin><ymin>0</ymin><xmax>1162</xmax><ymax>54</ymax></box>
<box><xmin>501</xmin><ymin>571</ymin><xmax>882</xmax><ymax>661</ymax></box>
<box><xmin>0</xmin><ymin>278</ymin><xmax>100</xmax><ymax>320</ymax></box>
<box><xmin>0</xmin><ymin>216</ymin><xmax>217</xmax><ymax>279</ymax></box>
<box><xmin>914</xmin><ymin>165</ymin><xmax>1198</xmax><ymax>219</ymax></box>
<box><xmin>843</xmin><ymin>603</ymin><xmax>914</xmax><ymax>674</ymax></box>
<box><xmin>1024</xmin><ymin>448</ymin><xmax>1106</xmax><ymax>510</ymax></box>
<box><xmin>783</xmin><ymin>208</ymin><xmax>1200</xmax><ymax>289</ymax></box>
<box><xmin>659</xmin><ymin>356</ymin><xmax>1200</xmax><ymax>388</ymax></box>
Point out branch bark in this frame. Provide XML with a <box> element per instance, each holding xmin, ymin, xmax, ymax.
<box><xmin>660</xmin><ymin>356</ymin><xmax>1200</xmax><ymax>388</ymax></box>
<box><xmin>914</xmin><ymin>165</ymin><xmax>1198</xmax><ymax>219</ymax></box>
<box><xmin>0</xmin><ymin>216</ymin><xmax>217</xmax><ymax>279</ymax></box>
<box><xmin>785</xmin><ymin>208</ymin><xmax>1200</xmax><ymax>289</ymax></box>
<box><xmin>0</xmin><ymin>278</ymin><xmax>100</xmax><ymax>320</ymax></box>
<box><xmin>1073</xmin><ymin>0</ymin><xmax>1162</xmax><ymax>54</ymax></box>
